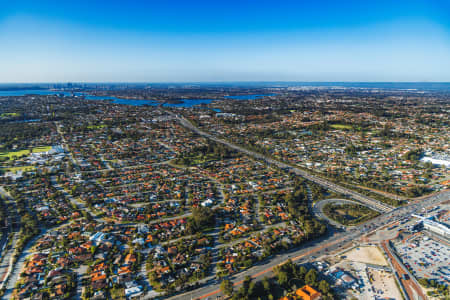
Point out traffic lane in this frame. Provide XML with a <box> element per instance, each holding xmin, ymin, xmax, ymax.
<box><xmin>183</xmin><ymin>194</ymin><xmax>447</xmax><ymax>299</ymax></box>
<box><xmin>176</xmin><ymin>114</ymin><xmax>448</xmax><ymax>299</ymax></box>
<box><xmin>175</xmin><ymin>199</ymin><xmax>435</xmax><ymax>300</ymax></box>
<box><xmin>173</xmin><ymin>230</ymin><xmax>361</xmax><ymax>300</ymax></box>
<box><xmin>187</xmin><ymin>191</ymin><xmax>446</xmax><ymax>299</ymax></box>
<box><xmin>177</xmin><ymin>117</ymin><xmax>392</xmax><ymax>212</ymax></box>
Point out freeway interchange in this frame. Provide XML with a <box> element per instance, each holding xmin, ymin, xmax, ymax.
<box><xmin>312</xmin><ymin>199</ymin><xmax>366</xmax><ymax>229</ymax></box>
<box><xmin>168</xmin><ymin>187</ymin><xmax>448</xmax><ymax>300</ymax></box>
<box><xmin>166</xmin><ymin>112</ymin><xmax>449</xmax><ymax>300</ymax></box>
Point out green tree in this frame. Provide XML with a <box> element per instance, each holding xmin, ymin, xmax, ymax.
<box><xmin>220</xmin><ymin>279</ymin><xmax>233</xmax><ymax>297</ymax></box>
<box><xmin>187</xmin><ymin>206</ymin><xmax>215</xmax><ymax>233</ymax></box>
<box><xmin>277</xmin><ymin>271</ymin><xmax>289</xmax><ymax>286</ymax></box>
<box><xmin>318</xmin><ymin>280</ymin><xmax>330</xmax><ymax>294</ymax></box>
<box><xmin>305</xmin><ymin>269</ymin><xmax>318</xmax><ymax>286</ymax></box>
<box><xmin>262</xmin><ymin>276</ymin><xmax>271</xmax><ymax>292</ymax></box>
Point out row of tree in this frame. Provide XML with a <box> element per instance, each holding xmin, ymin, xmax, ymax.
<box><xmin>220</xmin><ymin>260</ymin><xmax>334</xmax><ymax>299</ymax></box>
<box><xmin>173</xmin><ymin>141</ymin><xmax>238</xmax><ymax>166</ymax></box>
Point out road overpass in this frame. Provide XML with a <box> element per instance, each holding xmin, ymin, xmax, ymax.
<box><xmin>167</xmin><ymin>189</ymin><xmax>448</xmax><ymax>300</ymax></box>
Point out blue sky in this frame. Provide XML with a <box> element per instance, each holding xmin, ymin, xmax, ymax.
<box><xmin>1</xmin><ymin>0</ymin><xmax>449</xmax><ymax>82</ymax></box>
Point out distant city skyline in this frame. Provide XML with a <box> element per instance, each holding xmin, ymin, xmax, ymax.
<box><xmin>1</xmin><ymin>0</ymin><xmax>450</xmax><ymax>82</ymax></box>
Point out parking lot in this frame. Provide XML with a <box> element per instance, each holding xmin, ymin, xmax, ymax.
<box><xmin>394</xmin><ymin>233</ymin><xmax>450</xmax><ymax>286</ymax></box>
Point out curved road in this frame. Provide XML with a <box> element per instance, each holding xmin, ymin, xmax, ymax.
<box><xmin>157</xmin><ymin>110</ymin><xmax>450</xmax><ymax>300</ymax></box>
<box><xmin>166</xmin><ymin>190</ymin><xmax>449</xmax><ymax>299</ymax></box>
<box><xmin>313</xmin><ymin>198</ymin><xmax>370</xmax><ymax>229</ymax></box>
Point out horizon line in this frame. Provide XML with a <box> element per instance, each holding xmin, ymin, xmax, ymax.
<box><xmin>1</xmin><ymin>81</ymin><xmax>450</xmax><ymax>85</ymax></box>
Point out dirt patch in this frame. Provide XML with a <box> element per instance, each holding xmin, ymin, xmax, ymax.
<box><xmin>369</xmin><ymin>268</ymin><xmax>402</xmax><ymax>300</ymax></box>
<box><xmin>344</xmin><ymin>246</ymin><xmax>388</xmax><ymax>266</ymax></box>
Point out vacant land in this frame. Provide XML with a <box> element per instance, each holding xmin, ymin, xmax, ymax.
<box><xmin>345</xmin><ymin>246</ymin><xmax>388</xmax><ymax>266</ymax></box>
<box><xmin>369</xmin><ymin>268</ymin><xmax>403</xmax><ymax>299</ymax></box>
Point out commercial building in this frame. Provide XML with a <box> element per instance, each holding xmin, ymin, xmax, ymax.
<box><xmin>422</xmin><ymin>219</ymin><xmax>450</xmax><ymax>239</ymax></box>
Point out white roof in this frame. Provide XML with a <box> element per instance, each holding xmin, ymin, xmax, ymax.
<box><xmin>125</xmin><ymin>286</ymin><xmax>142</xmax><ymax>296</ymax></box>
<box><xmin>423</xmin><ymin>219</ymin><xmax>450</xmax><ymax>235</ymax></box>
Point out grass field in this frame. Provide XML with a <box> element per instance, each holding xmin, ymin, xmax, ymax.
<box><xmin>87</xmin><ymin>124</ymin><xmax>106</xmax><ymax>129</ymax></box>
<box><xmin>3</xmin><ymin>166</ymin><xmax>36</xmax><ymax>173</ymax></box>
<box><xmin>0</xmin><ymin>149</ymin><xmax>30</xmax><ymax>160</ymax></box>
<box><xmin>0</xmin><ymin>146</ymin><xmax>52</xmax><ymax>160</ymax></box>
<box><xmin>330</xmin><ymin>124</ymin><xmax>352</xmax><ymax>130</ymax></box>
<box><xmin>33</xmin><ymin>146</ymin><xmax>52</xmax><ymax>152</ymax></box>
<box><xmin>323</xmin><ymin>202</ymin><xmax>380</xmax><ymax>226</ymax></box>
<box><xmin>1</xmin><ymin>112</ymin><xmax>20</xmax><ymax>117</ymax></box>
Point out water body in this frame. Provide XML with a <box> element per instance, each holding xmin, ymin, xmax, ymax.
<box><xmin>164</xmin><ymin>99</ymin><xmax>215</xmax><ymax>107</ymax></box>
<box><xmin>0</xmin><ymin>90</ymin><xmax>263</xmax><ymax>108</ymax></box>
<box><xmin>0</xmin><ymin>91</ymin><xmax>160</xmax><ymax>106</ymax></box>
<box><xmin>86</xmin><ymin>96</ymin><xmax>215</xmax><ymax>107</ymax></box>
<box><xmin>0</xmin><ymin>90</ymin><xmax>70</xmax><ymax>96</ymax></box>
<box><xmin>2</xmin><ymin>90</ymin><xmax>275</xmax><ymax>108</ymax></box>
<box><xmin>84</xmin><ymin>95</ymin><xmax>159</xmax><ymax>106</ymax></box>
<box><xmin>286</xmin><ymin>82</ymin><xmax>450</xmax><ymax>91</ymax></box>
<box><xmin>13</xmin><ymin>119</ymin><xmax>41</xmax><ymax>123</ymax></box>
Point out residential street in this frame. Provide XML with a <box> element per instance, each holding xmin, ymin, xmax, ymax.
<box><xmin>167</xmin><ymin>189</ymin><xmax>449</xmax><ymax>299</ymax></box>
<box><xmin>172</xmin><ymin>113</ymin><xmax>393</xmax><ymax>213</ymax></box>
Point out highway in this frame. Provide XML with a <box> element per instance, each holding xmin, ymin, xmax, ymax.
<box><xmin>0</xmin><ymin>187</ymin><xmax>20</xmax><ymax>291</ymax></box>
<box><xmin>163</xmin><ymin>111</ymin><xmax>449</xmax><ymax>300</ymax></box>
<box><xmin>167</xmin><ymin>189</ymin><xmax>448</xmax><ymax>300</ymax></box>
<box><xmin>172</xmin><ymin>114</ymin><xmax>393</xmax><ymax>213</ymax></box>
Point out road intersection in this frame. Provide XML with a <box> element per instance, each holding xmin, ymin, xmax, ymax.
<box><xmin>163</xmin><ymin>112</ymin><xmax>449</xmax><ymax>300</ymax></box>
<box><xmin>168</xmin><ymin>189</ymin><xmax>448</xmax><ymax>300</ymax></box>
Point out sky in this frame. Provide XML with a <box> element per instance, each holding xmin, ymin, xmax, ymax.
<box><xmin>0</xmin><ymin>0</ymin><xmax>450</xmax><ymax>83</ymax></box>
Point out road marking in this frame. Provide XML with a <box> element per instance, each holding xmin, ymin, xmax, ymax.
<box><xmin>197</xmin><ymin>235</ymin><xmax>348</xmax><ymax>299</ymax></box>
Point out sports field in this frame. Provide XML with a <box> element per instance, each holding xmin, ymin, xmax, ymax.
<box><xmin>0</xmin><ymin>146</ymin><xmax>52</xmax><ymax>160</ymax></box>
